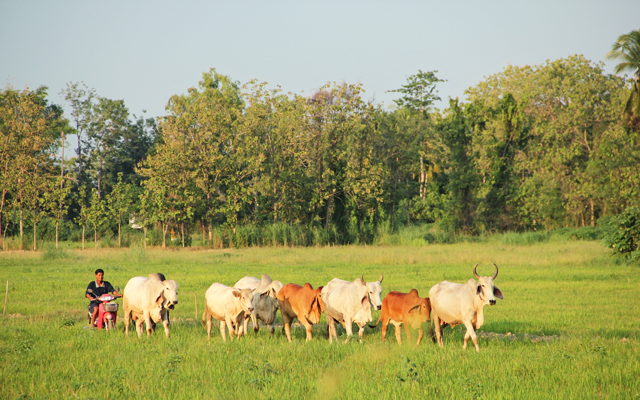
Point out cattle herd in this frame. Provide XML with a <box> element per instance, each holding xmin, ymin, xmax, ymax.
<box><xmin>120</xmin><ymin>264</ymin><xmax>503</xmax><ymax>352</ymax></box>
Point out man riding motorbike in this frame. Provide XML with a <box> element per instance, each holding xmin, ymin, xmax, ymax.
<box><xmin>85</xmin><ymin>269</ymin><xmax>122</xmax><ymax>328</ymax></box>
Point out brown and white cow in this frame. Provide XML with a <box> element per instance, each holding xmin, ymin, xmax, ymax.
<box><xmin>369</xmin><ymin>289</ymin><xmax>431</xmax><ymax>345</ymax></box>
<box><xmin>429</xmin><ymin>264</ymin><xmax>503</xmax><ymax>352</ymax></box>
<box><xmin>277</xmin><ymin>283</ymin><xmax>324</xmax><ymax>342</ymax></box>
<box><xmin>202</xmin><ymin>283</ymin><xmax>254</xmax><ymax>342</ymax></box>
<box><xmin>234</xmin><ymin>274</ymin><xmax>283</xmax><ymax>336</ymax></box>
<box><xmin>123</xmin><ymin>273</ymin><xmax>179</xmax><ymax>338</ymax></box>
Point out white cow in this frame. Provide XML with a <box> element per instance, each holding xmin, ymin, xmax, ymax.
<box><xmin>123</xmin><ymin>273</ymin><xmax>179</xmax><ymax>338</ymax></box>
<box><xmin>429</xmin><ymin>264</ymin><xmax>503</xmax><ymax>352</ymax></box>
<box><xmin>321</xmin><ymin>274</ymin><xmax>383</xmax><ymax>343</ymax></box>
<box><xmin>234</xmin><ymin>274</ymin><xmax>283</xmax><ymax>336</ymax></box>
<box><xmin>202</xmin><ymin>283</ymin><xmax>254</xmax><ymax>341</ymax></box>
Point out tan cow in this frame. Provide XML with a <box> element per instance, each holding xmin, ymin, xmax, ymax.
<box><xmin>203</xmin><ymin>283</ymin><xmax>254</xmax><ymax>341</ymax></box>
<box><xmin>369</xmin><ymin>289</ymin><xmax>431</xmax><ymax>345</ymax></box>
<box><xmin>123</xmin><ymin>273</ymin><xmax>179</xmax><ymax>338</ymax></box>
<box><xmin>429</xmin><ymin>264</ymin><xmax>503</xmax><ymax>352</ymax></box>
<box><xmin>234</xmin><ymin>274</ymin><xmax>283</xmax><ymax>336</ymax></box>
<box><xmin>277</xmin><ymin>283</ymin><xmax>324</xmax><ymax>342</ymax></box>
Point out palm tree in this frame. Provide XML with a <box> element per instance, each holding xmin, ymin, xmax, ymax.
<box><xmin>606</xmin><ymin>29</ymin><xmax>640</xmax><ymax>117</ymax></box>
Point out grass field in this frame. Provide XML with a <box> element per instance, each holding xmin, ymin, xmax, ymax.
<box><xmin>1</xmin><ymin>240</ymin><xmax>639</xmax><ymax>399</ymax></box>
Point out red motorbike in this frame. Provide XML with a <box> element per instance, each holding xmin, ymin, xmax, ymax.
<box><xmin>87</xmin><ymin>289</ymin><xmax>120</xmax><ymax>330</ymax></box>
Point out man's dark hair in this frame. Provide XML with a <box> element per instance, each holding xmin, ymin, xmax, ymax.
<box><xmin>94</xmin><ymin>269</ymin><xmax>104</xmax><ymax>275</ymax></box>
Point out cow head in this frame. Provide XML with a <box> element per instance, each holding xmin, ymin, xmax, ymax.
<box><xmin>473</xmin><ymin>264</ymin><xmax>503</xmax><ymax>306</ymax></box>
<box><xmin>353</xmin><ymin>276</ymin><xmax>372</xmax><ymax>314</ymax></box>
<box><xmin>233</xmin><ymin>288</ymin><xmax>255</xmax><ymax>314</ymax></box>
<box><xmin>150</xmin><ymin>274</ymin><xmax>179</xmax><ymax>310</ymax></box>
<box><xmin>407</xmin><ymin>297</ymin><xmax>431</xmax><ymax>324</ymax></box>
<box><xmin>366</xmin><ymin>273</ymin><xmax>384</xmax><ymax>311</ymax></box>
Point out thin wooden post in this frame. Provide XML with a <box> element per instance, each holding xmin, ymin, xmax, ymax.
<box><xmin>194</xmin><ymin>293</ymin><xmax>198</xmax><ymax>320</ymax></box>
<box><xmin>3</xmin><ymin>281</ymin><xmax>8</xmax><ymax>315</ymax></box>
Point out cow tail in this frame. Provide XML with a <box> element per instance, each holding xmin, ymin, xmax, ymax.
<box><xmin>368</xmin><ymin>317</ymin><xmax>381</xmax><ymax>329</ymax></box>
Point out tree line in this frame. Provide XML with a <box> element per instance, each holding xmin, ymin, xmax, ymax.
<box><xmin>2</xmin><ymin>43</ymin><xmax>640</xmax><ymax>250</ymax></box>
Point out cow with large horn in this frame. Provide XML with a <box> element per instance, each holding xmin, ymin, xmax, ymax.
<box><xmin>429</xmin><ymin>264</ymin><xmax>503</xmax><ymax>352</ymax></box>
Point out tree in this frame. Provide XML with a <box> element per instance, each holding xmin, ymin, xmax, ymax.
<box><xmin>60</xmin><ymin>82</ymin><xmax>96</xmax><ymax>183</ymax></box>
<box><xmin>606</xmin><ymin>29</ymin><xmax>640</xmax><ymax>119</ymax></box>
<box><xmin>387</xmin><ymin>70</ymin><xmax>445</xmax><ymax>115</ymax></box>
<box><xmin>105</xmin><ymin>172</ymin><xmax>133</xmax><ymax>247</ymax></box>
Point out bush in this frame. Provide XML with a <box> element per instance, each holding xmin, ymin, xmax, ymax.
<box><xmin>601</xmin><ymin>207</ymin><xmax>640</xmax><ymax>261</ymax></box>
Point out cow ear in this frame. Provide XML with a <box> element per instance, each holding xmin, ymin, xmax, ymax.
<box><xmin>476</xmin><ymin>285</ymin><xmax>482</xmax><ymax>295</ymax></box>
<box><xmin>232</xmin><ymin>290</ymin><xmax>242</xmax><ymax>298</ymax></box>
<box><xmin>271</xmin><ymin>288</ymin><xmax>277</xmax><ymax>297</ymax></box>
<box><xmin>260</xmin><ymin>291</ymin><xmax>269</xmax><ymax>299</ymax></box>
<box><xmin>155</xmin><ymin>290</ymin><xmax>165</xmax><ymax>307</ymax></box>
<box><xmin>493</xmin><ymin>286</ymin><xmax>504</xmax><ymax>300</ymax></box>
<box><xmin>408</xmin><ymin>304</ymin><xmax>420</xmax><ymax>314</ymax></box>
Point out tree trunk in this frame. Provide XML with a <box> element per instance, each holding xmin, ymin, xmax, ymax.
<box><xmin>590</xmin><ymin>199</ymin><xmax>595</xmax><ymax>227</ymax></box>
<box><xmin>82</xmin><ymin>226</ymin><xmax>85</xmax><ymax>250</ymax></box>
<box><xmin>56</xmin><ymin>220</ymin><xmax>59</xmax><ymax>250</ymax></box>
<box><xmin>118</xmin><ymin>221</ymin><xmax>121</xmax><ymax>247</ymax></box>
<box><xmin>20</xmin><ymin>209</ymin><xmax>23</xmax><ymax>238</ymax></box>
<box><xmin>162</xmin><ymin>222</ymin><xmax>167</xmax><ymax>248</ymax></box>
<box><xmin>33</xmin><ymin>222</ymin><xmax>37</xmax><ymax>251</ymax></box>
<box><xmin>143</xmin><ymin>227</ymin><xmax>147</xmax><ymax>249</ymax></box>
<box><xmin>181</xmin><ymin>223</ymin><xmax>185</xmax><ymax>248</ymax></box>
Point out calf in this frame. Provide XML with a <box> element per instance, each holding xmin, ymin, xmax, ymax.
<box><xmin>370</xmin><ymin>289</ymin><xmax>431</xmax><ymax>345</ymax></box>
<box><xmin>202</xmin><ymin>283</ymin><xmax>254</xmax><ymax>341</ymax></box>
<box><xmin>277</xmin><ymin>283</ymin><xmax>324</xmax><ymax>342</ymax></box>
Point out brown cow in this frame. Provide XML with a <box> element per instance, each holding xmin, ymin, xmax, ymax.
<box><xmin>370</xmin><ymin>289</ymin><xmax>431</xmax><ymax>345</ymax></box>
<box><xmin>277</xmin><ymin>283</ymin><xmax>324</xmax><ymax>342</ymax></box>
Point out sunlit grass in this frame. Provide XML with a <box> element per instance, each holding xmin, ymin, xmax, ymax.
<box><xmin>0</xmin><ymin>240</ymin><xmax>639</xmax><ymax>399</ymax></box>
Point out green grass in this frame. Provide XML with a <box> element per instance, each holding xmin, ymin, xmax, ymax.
<box><xmin>1</xmin><ymin>241</ymin><xmax>639</xmax><ymax>399</ymax></box>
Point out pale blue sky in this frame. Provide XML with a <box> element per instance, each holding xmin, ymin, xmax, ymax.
<box><xmin>2</xmin><ymin>1</ymin><xmax>639</xmax><ymax>132</ymax></box>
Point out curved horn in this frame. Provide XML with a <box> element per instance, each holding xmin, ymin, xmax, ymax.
<box><xmin>492</xmin><ymin>263</ymin><xmax>499</xmax><ymax>280</ymax></box>
<box><xmin>473</xmin><ymin>264</ymin><xmax>480</xmax><ymax>280</ymax></box>
<box><xmin>379</xmin><ymin>273</ymin><xmax>384</xmax><ymax>283</ymax></box>
<box><xmin>361</xmin><ymin>274</ymin><xmax>366</xmax><ymax>285</ymax></box>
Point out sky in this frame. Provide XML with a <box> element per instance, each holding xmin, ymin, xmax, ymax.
<box><xmin>1</xmin><ymin>1</ymin><xmax>639</xmax><ymax>151</ymax></box>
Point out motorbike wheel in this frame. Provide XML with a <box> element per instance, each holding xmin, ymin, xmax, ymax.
<box><xmin>106</xmin><ymin>320</ymin><xmax>114</xmax><ymax>331</ymax></box>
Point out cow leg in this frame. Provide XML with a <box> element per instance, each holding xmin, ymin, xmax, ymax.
<box><xmin>135</xmin><ymin>315</ymin><xmax>144</xmax><ymax>338</ymax></box>
<box><xmin>433</xmin><ymin>314</ymin><xmax>444</xmax><ymax>347</ymax></box>
<box><xmin>393</xmin><ymin>322</ymin><xmax>402</xmax><ymax>345</ymax></box>
<box><xmin>381</xmin><ymin>318</ymin><xmax>389</xmax><ymax>342</ymax></box>
<box><xmin>327</xmin><ymin>317</ymin><xmax>337</xmax><ymax>344</ymax></box>
<box><xmin>282</xmin><ymin>313</ymin><xmax>293</xmax><ymax>342</ymax></box>
<box><xmin>225</xmin><ymin>315</ymin><xmax>236</xmax><ymax>341</ymax></box>
<box><xmin>143</xmin><ymin>310</ymin><xmax>154</xmax><ymax>337</ymax></box>
<box><xmin>299</xmin><ymin>315</ymin><xmax>314</xmax><ymax>341</ymax></box>
<box><xmin>220</xmin><ymin>319</ymin><xmax>227</xmax><ymax>342</ymax></box>
<box><xmin>204</xmin><ymin>311</ymin><xmax>212</xmax><ymax>340</ymax></box>
<box><xmin>416</xmin><ymin>328</ymin><xmax>424</xmax><ymax>346</ymax></box>
<box><xmin>124</xmin><ymin>309</ymin><xmax>131</xmax><ymax>337</ymax></box>
<box><xmin>463</xmin><ymin>322</ymin><xmax>479</xmax><ymax>352</ymax></box>
<box><xmin>357</xmin><ymin>323</ymin><xmax>365</xmax><ymax>341</ymax></box>
<box><xmin>404</xmin><ymin>322</ymin><xmax>413</xmax><ymax>345</ymax></box>
<box><xmin>343</xmin><ymin>317</ymin><xmax>354</xmax><ymax>342</ymax></box>
<box><xmin>162</xmin><ymin>311</ymin><xmax>170</xmax><ymax>338</ymax></box>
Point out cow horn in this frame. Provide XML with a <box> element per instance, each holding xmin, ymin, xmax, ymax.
<box><xmin>473</xmin><ymin>264</ymin><xmax>480</xmax><ymax>279</ymax></box>
<box><xmin>361</xmin><ymin>274</ymin><xmax>366</xmax><ymax>285</ymax></box>
<box><xmin>379</xmin><ymin>273</ymin><xmax>383</xmax><ymax>283</ymax></box>
<box><xmin>492</xmin><ymin>263</ymin><xmax>499</xmax><ymax>280</ymax></box>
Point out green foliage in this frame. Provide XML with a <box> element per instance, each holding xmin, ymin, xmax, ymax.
<box><xmin>602</xmin><ymin>207</ymin><xmax>640</xmax><ymax>261</ymax></box>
